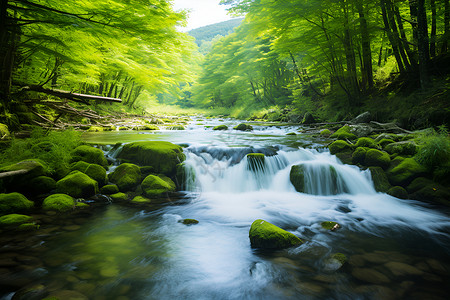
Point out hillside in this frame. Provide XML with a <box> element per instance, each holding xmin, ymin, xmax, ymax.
<box><xmin>189</xmin><ymin>18</ymin><xmax>244</xmax><ymax>48</ymax></box>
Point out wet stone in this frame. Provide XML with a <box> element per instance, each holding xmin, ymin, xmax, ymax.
<box><xmin>384</xmin><ymin>261</ymin><xmax>424</xmax><ymax>277</ymax></box>
<box><xmin>72</xmin><ymin>282</ymin><xmax>96</xmax><ymax>295</ymax></box>
<box><xmin>426</xmin><ymin>258</ymin><xmax>448</xmax><ymax>275</ymax></box>
<box><xmin>363</xmin><ymin>252</ymin><xmax>390</xmax><ymax>264</ymax></box>
<box><xmin>0</xmin><ymin>258</ymin><xmax>19</xmax><ymax>268</ymax></box>
<box><xmin>355</xmin><ymin>285</ymin><xmax>397</xmax><ymax>300</ymax></box>
<box><xmin>47</xmin><ymin>289</ymin><xmax>88</xmax><ymax>300</ymax></box>
<box><xmin>351</xmin><ymin>268</ymin><xmax>391</xmax><ymax>284</ymax></box>
<box><xmin>348</xmin><ymin>255</ymin><xmax>366</xmax><ymax>267</ymax></box>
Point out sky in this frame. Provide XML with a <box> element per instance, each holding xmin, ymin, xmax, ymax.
<box><xmin>173</xmin><ymin>0</ymin><xmax>233</xmax><ymax>31</ymax></box>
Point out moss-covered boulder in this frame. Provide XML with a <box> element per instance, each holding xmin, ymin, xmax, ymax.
<box><xmin>330</xmin><ymin>125</ymin><xmax>357</xmax><ymax>140</ymax></box>
<box><xmin>321</xmin><ymin>221</ymin><xmax>341</xmax><ymax>231</ymax></box>
<box><xmin>407</xmin><ymin>177</ymin><xmax>450</xmax><ymax>206</ymax></box>
<box><xmin>180</xmin><ymin>219</ymin><xmax>199</xmax><ymax>225</ymax></box>
<box><xmin>108</xmin><ymin>163</ymin><xmax>141</xmax><ymax>192</ymax></box>
<box><xmin>0</xmin><ymin>159</ymin><xmax>48</xmax><ymax>179</ymax></box>
<box><xmin>56</xmin><ymin>171</ymin><xmax>99</xmax><ymax>198</ymax></box>
<box><xmin>302</xmin><ymin>112</ymin><xmax>316</xmax><ymax>124</ymax></box>
<box><xmin>109</xmin><ymin>192</ymin><xmax>128</xmax><ymax>202</ymax></box>
<box><xmin>175</xmin><ymin>163</ymin><xmax>195</xmax><ymax>190</ymax></box>
<box><xmin>249</xmin><ymin>219</ymin><xmax>303</xmax><ymax>249</ymax></box>
<box><xmin>378</xmin><ymin>139</ymin><xmax>396</xmax><ymax>148</ymax></box>
<box><xmin>0</xmin><ymin>193</ymin><xmax>34</xmax><ymax>214</ymax></box>
<box><xmin>234</xmin><ymin>123</ymin><xmax>253</xmax><ymax>131</ymax></box>
<box><xmin>71</xmin><ymin>161</ymin><xmax>90</xmax><ymax>172</ymax></box>
<box><xmin>100</xmin><ymin>184</ymin><xmax>119</xmax><ymax>195</ymax></box>
<box><xmin>324</xmin><ymin>253</ymin><xmax>347</xmax><ymax>271</ymax></box>
<box><xmin>131</xmin><ymin>196</ymin><xmax>151</xmax><ymax>204</ymax></box>
<box><xmin>118</xmin><ymin>141</ymin><xmax>185</xmax><ymax>176</ymax></box>
<box><xmin>352</xmin><ymin>147</ymin><xmax>368</xmax><ymax>165</ymax></box>
<box><xmin>0</xmin><ymin>214</ymin><xmax>32</xmax><ymax>227</ymax></box>
<box><xmin>355</xmin><ymin>137</ymin><xmax>377</xmax><ymax>149</ymax></box>
<box><xmin>87</xmin><ymin>126</ymin><xmax>104</xmax><ymax>132</ymax></box>
<box><xmin>29</xmin><ymin>176</ymin><xmax>56</xmax><ymax>195</ymax></box>
<box><xmin>369</xmin><ymin>166</ymin><xmax>391</xmax><ymax>193</ymax></box>
<box><xmin>290</xmin><ymin>164</ymin><xmax>305</xmax><ymax>193</ymax></box>
<box><xmin>213</xmin><ymin>125</ymin><xmax>228</xmax><ymax>131</ymax></box>
<box><xmin>72</xmin><ymin>145</ymin><xmax>108</xmax><ymax>167</ymax></box>
<box><xmin>387</xmin><ymin>186</ymin><xmax>409</xmax><ymax>199</ymax></box>
<box><xmin>84</xmin><ymin>164</ymin><xmax>107</xmax><ymax>186</ymax></box>
<box><xmin>141</xmin><ymin>175</ymin><xmax>176</xmax><ymax>198</ymax></box>
<box><xmin>320</xmin><ymin>129</ymin><xmax>331</xmax><ymax>136</ymax></box>
<box><xmin>375</xmin><ymin>133</ymin><xmax>400</xmax><ymax>142</ymax></box>
<box><xmin>42</xmin><ymin>194</ymin><xmax>75</xmax><ymax>212</ymax></box>
<box><xmin>0</xmin><ymin>123</ymin><xmax>10</xmax><ymax>139</ymax></box>
<box><xmin>387</xmin><ymin>158</ymin><xmax>427</xmax><ymax>186</ymax></box>
<box><xmin>329</xmin><ymin>140</ymin><xmax>353</xmax><ymax>155</ymax></box>
<box><xmin>384</xmin><ymin>141</ymin><xmax>417</xmax><ymax>156</ymax></box>
<box><xmin>365</xmin><ymin>149</ymin><xmax>391</xmax><ymax>170</ymax></box>
<box><xmin>247</xmin><ymin>153</ymin><xmax>265</xmax><ymax>172</ymax></box>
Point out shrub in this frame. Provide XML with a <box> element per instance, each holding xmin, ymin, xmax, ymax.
<box><xmin>414</xmin><ymin>127</ymin><xmax>450</xmax><ymax>171</ymax></box>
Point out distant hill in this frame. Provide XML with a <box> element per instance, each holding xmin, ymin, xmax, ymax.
<box><xmin>189</xmin><ymin>18</ymin><xmax>244</xmax><ymax>48</ymax></box>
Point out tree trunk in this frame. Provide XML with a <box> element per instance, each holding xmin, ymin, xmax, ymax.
<box><xmin>417</xmin><ymin>0</ymin><xmax>430</xmax><ymax>88</ymax></box>
<box><xmin>441</xmin><ymin>0</ymin><xmax>449</xmax><ymax>53</ymax></box>
<box><xmin>429</xmin><ymin>0</ymin><xmax>436</xmax><ymax>57</ymax></box>
<box><xmin>386</xmin><ymin>0</ymin><xmax>411</xmax><ymax>70</ymax></box>
<box><xmin>409</xmin><ymin>0</ymin><xmax>419</xmax><ymax>50</ymax></box>
<box><xmin>0</xmin><ymin>0</ymin><xmax>13</xmax><ymax>111</ymax></box>
<box><xmin>394</xmin><ymin>4</ymin><xmax>417</xmax><ymax>66</ymax></box>
<box><xmin>381</xmin><ymin>0</ymin><xmax>405</xmax><ymax>73</ymax></box>
<box><xmin>357</xmin><ymin>1</ymin><xmax>374</xmax><ymax>91</ymax></box>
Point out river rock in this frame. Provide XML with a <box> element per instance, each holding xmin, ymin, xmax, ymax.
<box><xmin>349</xmin><ymin>124</ymin><xmax>374</xmax><ymax>137</ymax></box>
<box><xmin>407</xmin><ymin>177</ymin><xmax>450</xmax><ymax>206</ymax></box>
<box><xmin>351</xmin><ymin>111</ymin><xmax>371</xmax><ymax>124</ymax></box>
<box><xmin>247</xmin><ymin>153</ymin><xmax>265</xmax><ymax>172</ymax></box>
<box><xmin>141</xmin><ymin>175</ymin><xmax>176</xmax><ymax>198</ymax></box>
<box><xmin>0</xmin><ymin>159</ymin><xmax>49</xmax><ymax>193</ymax></box>
<box><xmin>56</xmin><ymin>171</ymin><xmax>99</xmax><ymax>198</ymax></box>
<box><xmin>213</xmin><ymin>125</ymin><xmax>228</xmax><ymax>131</ymax></box>
<box><xmin>351</xmin><ymin>268</ymin><xmax>390</xmax><ymax>284</ymax></box>
<box><xmin>323</xmin><ymin>253</ymin><xmax>347</xmax><ymax>271</ymax></box>
<box><xmin>47</xmin><ymin>290</ymin><xmax>88</xmax><ymax>300</ymax></box>
<box><xmin>108</xmin><ymin>163</ymin><xmax>141</xmax><ymax>192</ymax></box>
<box><xmin>0</xmin><ymin>214</ymin><xmax>32</xmax><ymax>228</ymax></box>
<box><xmin>0</xmin><ymin>193</ymin><xmax>34</xmax><ymax>214</ymax></box>
<box><xmin>364</xmin><ymin>149</ymin><xmax>391</xmax><ymax>170</ymax></box>
<box><xmin>369</xmin><ymin>167</ymin><xmax>391</xmax><ymax>192</ymax></box>
<box><xmin>42</xmin><ymin>194</ymin><xmax>76</xmax><ymax>212</ymax></box>
<box><xmin>29</xmin><ymin>176</ymin><xmax>56</xmax><ymax>196</ymax></box>
<box><xmin>100</xmin><ymin>184</ymin><xmax>119</xmax><ymax>195</ymax></box>
<box><xmin>118</xmin><ymin>141</ymin><xmax>185</xmax><ymax>176</ymax></box>
<box><xmin>289</xmin><ymin>164</ymin><xmax>305</xmax><ymax>193</ymax></box>
<box><xmin>387</xmin><ymin>157</ymin><xmax>427</xmax><ymax>186</ymax></box>
<box><xmin>387</xmin><ymin>186</ymin><xmax>408</xmax><ymax>199</ymax></box>
<box><xmin>72</xmin><ymin>145</ymin><xmax>108</xmax><ymax>167</ymax></box>
<box><xmin>249</xmin><ymin>219</ymin><xmax>303</xmax><ymax>249</ymax></box>
<box><xmin>331</xmin><ymin>125</ymin><xmax>357</xmax><ymax>140</ymax></box>
<box><xmin>384</xmin><ymin>261</ymin><xmax>423</xmax><ymax>276</ymax></box>
<box><xmin>384</xmin><ymin>141</ymin><xmax>417</xmax><ymax>156</ymax></box>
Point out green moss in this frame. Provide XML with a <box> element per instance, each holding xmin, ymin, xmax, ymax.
<box><xmin>71</xmin><ymin>161</ymin><xmax>90</xmax><ymax>172</ymax></box>
<box><xmin>84</xmin><ymin>164</ymin><xmax>107</xmax><ymax>186</ymax></box>
<box><xmin>0</xmin><ymin>214</ymin><xmax>32</xmax><ymax>226</ymax></box>
<box><xmin>141</xmin><ymin>175</ymin><xmax>176</xmax><ymax>198</ymax></box>
<box><xmin>387</xmin><ymin>158</ymin><xmax>427</xmax><ymax>186</ymax></box>
<box><xmin>321</xmin><ymin>221</ymin><xmax>340</xmax><ymax>230</ymax></box>
<box><xmin>118</xmin><ymin>141</ymin><xmax>185</xmax><ymax>176</ymax></box>
<box><xmin>119</xmin><ymin>126</ymin><xmax>129</xmax><ymax>131</ymax></box>
<box><xmin>320</xmin><ymin>129</ymin><xmax>331</xmax><ymax>136</ymax></box>
<box><xmin>369</xmin><ymin>166</ymin><xmax>391</xmax><ymax>193</ymax></box>
<box><xmin>0</xmin><ymin>193</ymin><xmax>34</xmax><ymax>214</ymax></box>
<box><xmin>72</xmin><ymin>145</ymin><xmax>108</xmax><ymax>167</ymax></box>
<box><xmin>75</xmin><ymin>202</ymin><xmax>90</xmax><ymax>208</ymax></box>
<box><xmin>131</xmin><ymin>196</ymin><xmax>151</xmax><ymax>204</ymax></box>
<box><xmin>29</xmin><ymin>176</ymin><xmax>56</xmax><ymax>195</ymax></box>
<box><xmin>365</xmin><ymin>149</ymin><xmax>391</xmax><ymax>170</ymax></box>
<box><xmin>331</xmin><ymin>253</ymin><xmax>347</xmax><ymax>265</ymax></box>
<box><xmin>328</xmin><ymin>140</ymin><xmax>353</xmax><ymax>155</ymax></box>
<box><xmin>234</xmin><ymin>123</ymin><xmax>253</xmax><ymax>131</ymax></box>
<box><xmin>247</xmin><ymin>153</ymin><xmax>265</xmax><ymax>172</ymax></box>
<box><xmin>0</xmin><ymin>159</ymin><xmax>48</xmax><ymax>178</ymax></box>
<box><xmin>42</xmin><ymin>194</ymin><xmax>75</xmax><ymax>212</ymax></box>
<box><xmin>355</xmin><ymin>137</ymin><xmax>377</xmax><ymax>149</ymax></box>
<box><xmin>352</xmin><ymin>147</ymin><xmax>368</xmax><ymax>165</ymax></box>
<box><xmin>100</xmin><ymin>184</ymin><xmax>119</xmax><ymax>195</ymax></box>
<box><xmin>0</xmin><ymin>123</ymin><xmax>11</xmax><ymax>139</ymax></box>
<box><xmin>56</xmin><ymin>171</ymin><xmax>99</xmax><ymax>198</ymax></box>
<box><xmin>213</xmin><ymin>125</ymin><xmax>228</xmax><ymax>131</ymax></box>
<box><xmin>180</xmin><ymin>219</ymin><xmax>199</xmax><ymax>225</ymax></box>
<box><xmin>378</xmin><ymin>139</ymin><xmax>395</xmax><ymax>148</ymax></box>
<box><xmin>176</xmin><ymin>163</ymin><xmax>195</xmax><ymax>190</ymax></box>
<box><xmin>108</xmin><ymin>163</ymin><xmax>141</xmax><ymax>192</ymax></box>
<box><xmin>87</xmin><ymin>126</ymin><xmax>104</xmax><ymax>132</ymax></box>
<box><xmin>407</xmin><ymin>177</ymin><xmax>450</xmax><ymax>206</ymax></box>
<box><xmin>18</xmin><ymin>223</ymin><xmax>40</xmax><ymax>231</ymax></box>
<box><xmin>385</xmin><ymin>141</ymin><xmax>417</xmax><ymax>156</ymax></box>
<box><xmin>168</xmin><ymin>125</ymin><xmax>185</xmax><ymax>130</ymax></box>
<box><xmin>330</xmin><ymin>125</ymin><xmax>357</xmax><ymax>140</ymax></box>
<box><xmin>109</xmin><ymin>192</ymin><xmax>128</xmax><ymax>202</ymax></box>
<box><xmin>290</xmin><ymin>164</ymin><xmax>305</xmax><ymax>193</ymax></box>
<box><xmin>249</xmin><ymin>219</ymin><xmax>303</xmax><ymax>249</ymax></box>
<box><xmin>387</xmin><ymin>186</ymin><xmax>409</xmax><ymax>199</ymax></box>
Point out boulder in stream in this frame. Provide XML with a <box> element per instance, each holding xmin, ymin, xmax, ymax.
<box><xmin>249</xmin><ymin>219</ymin><xmax>303</xmax><ymax>249</ymax></box>
<box><xmin>42</xmin><ymin>194</ymin><xmax>76</xmax><ymax>212</ymax></box>
<box><xmin>234</xmin><ymin>123</ymin><xmax>253</xmax><ymax>131</ymax></box>
<box><xmin>141</xmin><ymin>175</ymin><xmax>176</xmax><ymax>198</ymax></box>
<box><xmin>0</xmin><ymin>192</ymin><xmax>34</xmax><ymax>214</ymax></box>
<box><xmin>108</xmin><ymin>163</ymin><xmax>141</xmax><ymax>192</ymax></box>
<box><xmin>56</xmin><ymin>171</ymin><xmax>99</xmax><ymax>198</ymax></box>
<box><xmin>72</xmin><ymin>145</ymin><xmax>108</xmax><ymax>168</ymax></box>
<box><xmin>247</xmin><ymin>153</ymin><xmax>265</xmax><ymax>172</ymax></box>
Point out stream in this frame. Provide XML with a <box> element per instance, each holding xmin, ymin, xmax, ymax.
<box><xmin>1</xmin><ymin>118</ymin><xmax>449</xmax><ymax>300</ymax></box>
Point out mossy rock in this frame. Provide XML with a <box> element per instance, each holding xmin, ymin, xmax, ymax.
<box><xmin>387</xmin><ymin>158</ymin><xmax>427</xmax><ymax>186</ymax></box>
<box><xmin>407</xmin><ymin>177</ymin><xmax>450</xmax><ymax>206</ymax></box>
<box><xmin>84</xmin><ymin>164</ymin><xmax>107</xmax><ymax>186</ymax></box>
<box><xmin>141</xmin><ymin>175</ymin><xmax>176</xmax><ymax>198</ymax></box>
<box><xmin>387</xmin><ymin>186</ymin><xmax>409</xmax><ymax>199</ymax></box>
<box><xmin>118</xmin><ymin>141</ymin><xmax>185</xmax><ymax>176</ymax></box>
<box><xmin>247</xmin><ymin>153</ymin><xmax>265</xmax><ymax>172</ymax></box>
<box><xmin>108</xmin><ymin>163</ymin><xmax>141</xmax><ymax>192</ymax></box>
<box><xmin>324</xmin><ymin>253</ymin><xmax>347</xmax><ymax>271</ymax></box>
<box><xmin>302</xmin><ymin>112</ymin><xmax>316</xmax><ymax>124</ymax></box>
<box><xmin>0</xmin><ymin>123</ymin><xmax>10</xmax><ymax>139</ymax></box>
<box><xmin>290</xmin><ymin>164</ymin><xmax>306</xmax><ymax>193</ymax></box>
<box><xmin>71</xmin><ymin>161</ymin><xmax>90</xmax><ymax>172</ymax></box>
<box><xmin>42</xmin><ymin>194</ymin><xmax>76</xmax><ymax>212</ymax></box>
<box><xmin>233</xmin><ymin>123</ymin><xmax>253</xmax><ymax>131</ymax></box>
<box><xmin>249</xmin><ymin>219</ymin><xmax>303</xmax><ymax>249</ymax></box>
<box><xmin>378</xmin><ymin>139</ymin><xmax>395</xmax><ymax>148</ymax></box>
<box><xmin>29</xmin><ymin>176</ymin><xmax>56</xmax><ymax>195</ymax></box>
<box><xmin>0</xmin><ymin>159</ymin><xmax>48</xmax><ymax>179</ymax></box>
<box><xmin>131</xmin><ymin>196</ymin><xmax>151</xmax><ymax>204</ymax></box>
<box><xmin>329</xmin><ymin>140</ymin><xmax>353</xmax><ymax>155</ymax></box>
<box><xmin>355</xmin><ymin>137</ymin><xmax>377</xmax><ymax>149</ymax></box>
<box><xmin>369</xmin><ymin>166</ymin><xmax>391</xmax><ymax>193</ymax></box>
<box><xmin>18</xmin><ymin>223</ymin><xmax>40</xmax><ymax>231</ymax></box>
<box><xmin>321</xmin><ymin>221</ymin><xmax>340</xmax><ymax>230</ymax></box>
<box><xmin>384</xmin><ymin>141</ymin><xmax>417</xmax><ymax>156</ymax></box>
<box><xmin>168</xmin><ymin>125</ymin><xmax>185</xmax><ymax>130</ymax></box>
<box><xmin>175</xmin><ymin>163</ymin><xmax>195</xmax><ymax>190</ymax></box>
<box><xmin>76</xmin><ymin>202</ymin><xmax>90</xmax><ymax>209</ymax></box>
<box><xmin>365</xmin><ymin>149</ymin><xmax>391</xmax><ymax>170</ymax></box>
<box><xmin>72</xmin><ymin>145</ymin><xmax>108</xmax><ymax>167</ymax></box>
<box><xmin>87</xmin><ymin>126</ymin><xmax>104</xmax><ymax>132</ymax></box>
<box><xmin>320</xmin><ymin>129</ymin><xmax>331</xmax><ymax>136</ymax></box>
<box><xmin>330</xmin><ymin>125</ymin><xmax>357</xmax><ymax>140</ymax></box>
<box><xmin>180</xmin><ymin>219</ymin><xmax>199</xmax><ymax>225</ymax></box>
<box><xmin>375</xmin><ymin>133</ymin><xmax>400</xmax><ymax>142</ymax></box>
<box><xmin>133</xmin><ymin>124</ymin><xmax>159</xmax><ymax>131</ymax></box>
<box><xmin>100</xmin><ymin>184</ymin><xmax>119</xmax><ymax>195</ymax></box>
<box><xmin>109</xmin><ymin>192</ymin><xmax>128</xmax><ymax>202</ymax></box>
<box><xmin>0</xmin><ymin>193</ymin><xmax>34</xmax><ymax>214</ymax></box>
<box><xmin>0</xmin><ymin>214</ymin><xmax>32</xmax><ymax>227</ymax></box>
<box><xmin>213</xmin><ymin>125</ymin><xmax>228</xmax><ymax>131</ymax></box>
<box><xmin>56</xmin><ymin>171</ymin><xmax>99</xmax><ymax>198</ymax></box>
<box><xmin>352</xmin><ymin>147</ymin><xmax>368</xmax><ymax>165</ymax></box>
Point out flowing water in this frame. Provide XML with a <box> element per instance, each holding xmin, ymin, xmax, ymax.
<box><xmin>1</xmin><ymin>118</ymin><xmax>450</xmax><ymax>300</ymax></box>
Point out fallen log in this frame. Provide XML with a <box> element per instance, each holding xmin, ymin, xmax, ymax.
<box><xmin>0</xmin><ymin>169</ymin><xmax>29</xmax><ymax>179</ymax></box>
<box><xmin>22</xmin><ymin>85</ymin><xmax>122</xmax><ymax>103</ymax></box>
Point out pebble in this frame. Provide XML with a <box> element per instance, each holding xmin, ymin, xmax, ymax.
<box><xmin>351</xmin><ymin>268</ymin><xmax>390</xmax><ymax>284</ymax></box>
<box><xmin>384</xmin><ymin>261</ymin><xmax>423</xmax><ymax>276</ymax></box>
<box><xmin>47</xmin><ymin>289</ymin><xmax>88</xmax><ymax>300</ymax></box>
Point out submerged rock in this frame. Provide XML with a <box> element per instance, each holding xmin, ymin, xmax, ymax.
<box><xmin>42</xmin><ymin>194</ymin><xmax>76</xmax><ymax>212</ymax></box>
<box><xmin>56</xmin><ymin>171</ymin><xmax>99</xmax><ymax>198</ymax></box>
<box><xmin>323</xmin><ymin>253</ymin><xmax>347</xmax><ymax>271</ymax></box>
<box><xmin>0</xmin><ymin>192</ymin><xmax>34</xmax><ymax>214</ymax></box>
<box><xmin>247</xmin><ymin>153</ymin><xmax>265</xmax><ymax>172</ymax></box>
<box><xmin>118</xmin><ymin>141</ymin><xmax>185</xmax><ymax>176</ymax></box>
<box><xmin>249</xmin><ymin>219</ymin><xmax>303</xmax><ymax>249</ymax></box>
<box><xmin>108</xmin><ymin>163</ymin><xmax>141</xmax><ymax>192</ymax></box>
